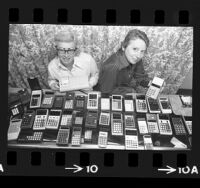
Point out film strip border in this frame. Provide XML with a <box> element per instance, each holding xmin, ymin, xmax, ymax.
<box><xmin>1</xmin><ymin>1</ymin><xmax>200</xmax><ymax>178</ymax></box>
<box><xmin>8</xmin><ymin>8</ymin><xmax>192</xmax><ymax>25</ymax></box>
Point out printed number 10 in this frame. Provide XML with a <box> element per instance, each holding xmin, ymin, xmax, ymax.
<box><xmin>86</xmin><ymin>165</ymin><xmax>98</xmax><ymax>173</ymax></box>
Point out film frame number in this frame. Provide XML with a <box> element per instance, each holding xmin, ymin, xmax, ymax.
<box><xmin>86</xmin><ymin>165</ymin><xmax>98</xmax><ymax>173</ymax></box>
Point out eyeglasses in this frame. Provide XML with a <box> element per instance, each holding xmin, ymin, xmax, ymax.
<box><xmin>56</xmin><ymin>47</ymin><xmax>77</xmax><ymax>55</ymax></box>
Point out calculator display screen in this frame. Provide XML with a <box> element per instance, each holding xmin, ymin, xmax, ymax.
<box><xmin>136</xmin><ymin>95</ymin><xmax>145</xmax><ymax>100</ymax></box>
<box><xmin>50</xmin><ymin>110</ymin><xmax>61</xmax><ymax>116</ymax></box>
<box><xmin>36</xmin><ymin>109</ymin><xmax>47</xmax><ymax>115</ymax></box>
<box><xmin>126</xmin><ymin>129</ymin><xmax>137</xmax><ymax>135</ymax></box>
<box><xmin>151</xmin><ymin>83</ymin><xmax>161</xmax><ymax>88</ymax></box>
<box><xmin>55</xmin><ymin>97</ymin><xmax>63</xmax><ymax>102</ymax></box>
<box><xmin>159</xmin><ymin>114</ymin><xmax>168</xmax><ymax>120</ymax></box>
<box><xmin>32</xmin><ymin>94</ymin><xmax>40</xmax><ymax>97</ymax></box>
<box><xmin>113</xmin><ymin>96</ymin><xmax>121</xmax><ymax>100</ymax></box>
<box><xmin>89</xmin><ymin>94</ymin><xmax>97</xmax><ymax>99</ymax></box>
<box><xmin>113</xmin><ymin>113</ymin><xmax>121</xmax><ymax>119</ymax></box>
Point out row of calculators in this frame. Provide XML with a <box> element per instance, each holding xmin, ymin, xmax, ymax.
<box><xmin>8</xmin><ymin>91</ymin><xmax>192</xmax><ymax>149</ymax></box>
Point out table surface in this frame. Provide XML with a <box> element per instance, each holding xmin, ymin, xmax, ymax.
<box><xmin>8</xmin><ymin>87</ymin><xmax>192</xmax><ymax>150</ymax></box>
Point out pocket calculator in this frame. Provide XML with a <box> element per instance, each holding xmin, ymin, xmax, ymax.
<box><xmin>158</xmin><ymin>97</ymin><xmax>172</xmax><ymax>114</ymax></box>
<box><xmin>135</xmin><ymin>94</ymin><xmax>148</xmax><ymax>113</ymax></box>
<box><xmin>111</xmin><ymin>95</ymin><xmax>123</xmax><ymax>111</ymax></box>
<box><xmin>99</xmin><ymin>112</ymin><xmax>110</xmax><ymax>126</ymax></box>
<box><xmin>98</xmin><ymin>131</ymin><xmax>108</xmax><ymax>148</ymax></box>
<box><xmin>71</xmin><ymin>127</ymin><xmax>82</xmax><ymax>146</ymax></box>
<box><xmin>125</xmin><ymin>128</ymin><xmax>138</xmax><ymax>150</ymax></box>
<box><xmin>146</xmin><ymin>113</ymin><xmax>159</xmax><ymax>134</ymax></box>
<box><xmin>124</xmin><ymin>95</ymin><xmax>134</xmax><ymax>112</ymax></box>
<box><xmin>30</xmin><ymin>90</ymin><xmax>42</xmax><ymax>108</ymax></box>
<box><xmin>10</xmin><ymin>103</ymin><xmax>24</xmax><ymax>117</ymax></box>
<box><xmin>74</xmin><ymin>111</ymin><xmax>84</xmax><ymax>126</ymax></box>
<box><xmin>33</xmin><ymin>109</ymin><xmax>49</xmax><ymax>130</ymax></box>
<box><xmin>21</xmin><ymin>110</ymin><xmax>35</xmax><ymax>129</ymax></box>
<box><xmin>157</xmin><ymin>114</ymin><xmax>172</xmax><ymax>135</ymax></box>
<box><xmin>56</xmin><ymin>128</ymin><xmax>70</xmax><ymax>145</ymax></box>
<box><xmin>146</xmin><ymin>77</ymin><xmax>164</xmax><ymax>99</ymax></box>
<box><xmin>171</xmin><ymin>115</ymin><xmax>187</xmax><ymax>135</ymax></box>
<box><xmin>75</xmin><ymin>95</ymin><xmax>85</xmax><ymax>109</ymax></box>
<box><xmin>146</xmin><ymin>97</ymin><xmax>161</xmax><ymax>113</ymax></box>
<box><xmin>101</xmin><ymin>96</ymin><xmax>110</xmax><ymax>111</ymax></box>
<box><xmin>85</xmin><ymin>111</ymin><xmax>98</xmax><ymax>128</ymax></box>
<box><xmin>64</xmin><ymin>92</ymin><xmax>74</xmax><ymax>110</ymax></box>
<box><xmin>137</xmin><ymin>117</ymin><xmax>149</xmax><ymax>135</ymax></box>
<box><xmin>18</xmin><ymin>131</ymin><xmax>43</xmax><ymax>143</ymax></box>
<box><xmin>41</xmin><ymin>91</ymin><xmax>55</xmax><ymax>108</ymax></box>
<box><xmin>124</xmin><ymin>114</ymin><xmax>136</xmax><ymax>129</ymax></box>
<box><xmin>60</xmin><ymin>110</ymin><xmax>73</xmax><ymax>128</ymax></box>
<box><xmin>183</xmin><ymin>116</ymin><xmax>192</xmax><ymax>135</ymax></box>
<box><xmin>143</xmin><ymin>135</ymin><xmax>154</xmax><ymax>150</ymax></box>
<box><xmin>87</xmin><ymin>92</ymin><xmax>99</xmax><ymax>110</ymax></box>
<box><xmin>53</xmin><ymin>95</ymin><xmax>64</xmax><ymax>109</ymax></box>
<box><xmin>8</xmin><ymin>119</ymin><xmax>22</xmax><ymax>141</ymax></box>
<box><xmin>111</xmin><ymin>112</ymin><xmax>123</xmax><ymax>136</ymax></box>
<box><xmin>84</xmin><ymin>129</ymin><xmax>93</xmax><ymax>142</ymax></box>
<box><xmin>45</xmin><ymin>109</ymin><xmax>62</xmax><ymax>130</ymax></box>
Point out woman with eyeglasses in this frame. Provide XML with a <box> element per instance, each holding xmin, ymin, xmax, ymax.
<box><xmin>48</xmin><ymin>30</ymin><xmax>99</xmax><ymax>91</ymax></box>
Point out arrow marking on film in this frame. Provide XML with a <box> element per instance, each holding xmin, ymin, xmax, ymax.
<box><xmin>158</xmin><ymin>165</ymin><xmax>176</xmax><ymax>174</ymax></box>
<box><xmin>65</xmin><ymin>164</ymin><xmax>83</xmax><ymax>173</ymax></box>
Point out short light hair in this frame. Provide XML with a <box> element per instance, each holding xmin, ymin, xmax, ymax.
<box><xmin>54</xmin><ymin>30</ymin><xmax>76</xmax><ymax>44</ymax></box>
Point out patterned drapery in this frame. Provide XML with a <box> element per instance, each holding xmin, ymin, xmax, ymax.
<box><xmin>9</xmin><ymin>24</ymin><xmax>193</xmax><ymax>94</ymax></box>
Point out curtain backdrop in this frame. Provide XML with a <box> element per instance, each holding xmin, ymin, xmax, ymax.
<box><xmin>8</xmin><ymin>24</ymin><xmax>193</xmax><ymax>94</ymax></box>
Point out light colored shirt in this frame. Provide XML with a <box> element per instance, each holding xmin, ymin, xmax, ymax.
<box><xmin>48</xmin><ymin>52</ymin><xmax>99</xmax><ymax>89</ymax></box>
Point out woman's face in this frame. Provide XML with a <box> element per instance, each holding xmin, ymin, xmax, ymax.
<box><xmin>124</xmin><ymin>38</ymin><xmax>147</xmax><ymax>65</ymax></box>
<box><xmin>56</xmin><ymin>41</ymin><xmax>77</xmax><ymax>67</ymax></box>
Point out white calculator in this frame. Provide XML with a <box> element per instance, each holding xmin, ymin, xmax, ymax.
<box><xmin>111</xmin><ymin>112</ymin><xmax>123</xmax><ymax>136</ymax></box>
<box><xmin>98</xmin><ymin>131</ymin><xmax>108</xmax><ymax>148</ymax></box>
<box><xmin>137</xmin><ymin>117</ymin><xmax>148</xmax><ymax>135</ymax></box>
<box><xmin>71</xmin><ymin>127</ymin><xmax>82</xmax><ymax>146</ymax></box>
<box><xmin>125</xmin><ymin>128</ymin><xmax>138</xmax><ymax>150</ymax></box>
<box><xmin>60</xmin><ymin>110</ymin><xmax>73</xmax><ymax>128</ymax></box>
<box><xmin>111</xmin><ymin>95</ymin><xmax>123</xmax><ymax>111</ymax></box>
<box><xmin>30</xmin><ymin>90</ymin><xmax>42</xmax><ymax>109</ymax></box>
<box><xmin>135</xmin><ymin>94</ymin><xmax>148</xmax><ymax>113</ymax></box>
<box><xmin>87</xmin><ymin>92</ymin><xmax>99</xmax><ymax>110</ymax></box>
<box><xmin>157</xmin><ymin>114</ymin><xmax>172</xmax><ymax>135</ymax></box>
<box><xmin>146</xmin><ymin>113</ymin><xmax>159</xmax><ymax>134</ymax></box>
<box><xmin>124</xmin><ymin>95</ymin><xmax>134</xmax><ymax>112</ymax></box>
<box><xmin>46</xmin><ymin>109</ymin><xmax>62</xmax><ymax>130</ymax></box>
<box><xmin>99</xmin><ymin>112</ymin><xmax>110</xmax><ymax>126</ymax></box>
<box><xmin>33</xmin><ymin>109</ymin><xmax>49</xmax><ymax>130</ymax></box>
<box><xmin>8</xmin><ymin>119</ymin><xmax>22</xmax><ymax>141</ymax></box>
<box><xmin>84</xmin><ymin>129</ymin><xmax>93</xmax><ymax>142</ymax></box>
<box><xmin>101</xmin><ymin>96</ymin><xmax>110</xmax><ymax>111</ymax></box>
<box><xmin>146</xmin><ymin>76</ymin><xmax>164</xmax><ymax>99</ymax></box>
<box><xmin>143</xmin><ymin>135</ymin><xmax>154</xmax><ymax>150</ymax></box>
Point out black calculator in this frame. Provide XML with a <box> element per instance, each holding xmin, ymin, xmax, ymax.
<box><xmin>171</xmin><ymin>116</ymin><xmax>187</xmax><ymax>135</ymax></box>
<box><xmin>146</xmin><ymin>97</ymin><xmax>161</xmax><ymax>113</ymax></box>
<box><xmin>74</xmin><ymin>111</ymin><xmax>84</xmax><ymax>126</ymax></box>
<box><xmin>53</xmin><ymin>95</ymin><xmax>64</xmax><ymax>109</ymax></box>
<box><xmin>18</xmin><ymin>131</ymin><xmax>43</xmax><ymax>143</ymax></box>
<box><xmin>124</xmin><ymin>114</ymin><xmax>136</xmax><ymax>129</ymax></box>
<box><xmin>64</xmin><ymin>92</ymin><xmax>74</xmax><ymax>110</ymax></box>
<box><xmin>85</xmin><ymin>111</ymin><xmax>98</xmax><ymax>128</ymax></box>
<box><xmin>75</xmin><ymin>95</ymin><xmax>85</xmax><ymax>109</ymax></box>
<box><xmin>56</xmin><ymin>128</ymin><xmax>70</xmax><ymax>145</ymax></box>
<box><xmin>21</xmin><ymin>110</ymin><xmax>35</xmax><ymax>129</ymax></box>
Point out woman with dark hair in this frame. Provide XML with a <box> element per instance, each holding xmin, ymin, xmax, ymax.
<box><xmin>95</xmin><ymin>29</ymin><xmax>150</xmax><ymax>95</ymax></box>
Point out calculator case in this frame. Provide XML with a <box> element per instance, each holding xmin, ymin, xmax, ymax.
<box><xmin>87</xmin><ymin>92</ymin><xmax>99</xmax><ymax>110</ymax></box>
<box><xmin>75</xmin><ymin>95</ymin><xmax>86</xmax><ymax>110</ymax></box>
<box><xmin>85</xmin><ymin>110</ymin><xmax>98</xmax><ymax>128</ymax></box>
<box><xmin>124</xmin><ymin>95</ymin><xmax>134</xmax><ymax>112</ymax></box>
<box><xmin>111</xmin><ymin>95</ymin><xmax>123</xmax><ymax>112</ymax></box>
<box><xmin>41</xmin><ymin>91</ymin><xmax>55</xmax><ymax>109</ymax></box>
<box><xmin>135</xmin><ymin>94</ymin><xmax>148</xmax><ymax>113</ymax></box>
<box><xmin>21</xmin><ymin>110</ymin><xmax>36</xmax><ymax>129</ymax></box>
<box><xmin>158</xmin><ymin>97</ymin><xmax>172</xmax><ymax>114</ymax></box>
<box><xmin>146</xmin><ymin>97</ymin><xmax>161</xmax><ymax>113</ymax></box>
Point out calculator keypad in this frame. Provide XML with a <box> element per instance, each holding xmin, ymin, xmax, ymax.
<box><xmin>89</xmin><ymin>100</ymin><xmax>97</xmax><ymax>107</ymax></box>
<box><xmin>64</xmin><ymin>100</ymin><xmax>73</xmax><ymax>109</ymax></box>
<box><xmin>31</xmin><ymin>98</ymin><xmax>39</xmax><ymax>106</ymax></box>
<box><xmin>112</xmin><ymin>101</ymin><xmax>122</xmax><ymax>111</ymax></box>
<box><xmin>113</xmin><ymin>121</ymin><xmax>123</xmax><ymax>135</ymax></box>
<box><xmin>43</xmin><ymin>97</ymin><xmax>53</xmax><ymax>105</ymax></box>
<box><xmin>147</xmin><ymin>122</ymin><xmax>159</xmax><ymax>133</ymax></box>
<box><xmin>33</xmin><ymin>117</ymin><xmax>46</xmax><ymax>130</ymax></box>
<box><xmin>172</xmin><ymin>118</ymin><xmax>186</xmax><ymax>135</ymax></box>
<box><xmin>46</xmin><ymin>117</ymin><xmax>60</xmax><ymax>129</ymax></box>
<box><xmin>71</xmin><ymin>130</ymin><xmax>81</xmax><ymax>146</ymax></box>
<box><xmin>76</xmin><ymin>100</ymin><xmax>84</xmax><ymax>108</ymax></box>
<box><xmin>159</xmin><ymin>120</ymin><xmax>172</xmax><ymax>135</ymax></box>
<box><xmin>26</xmin><ymin>132</ymin><xmax>43</xmax><ymax>142</ymax></box>
<box><xmin>125</xmin><ymin>136</ymin><xmax>138</xmax><ymax>149</ymax></box>
<box><xmin>99</xmin><ymin>114</ymin><xmax>110</xmax><ymax>125</ymax></box>
<box><xmin>75</xmin><ymin>117</ymin><xmax>83</xmax><ymax>125</ymax></box>
<box><xmin>60</xmin><ymin>115</ymin><xmax>72</xmax><ymax>127</ymax></box>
